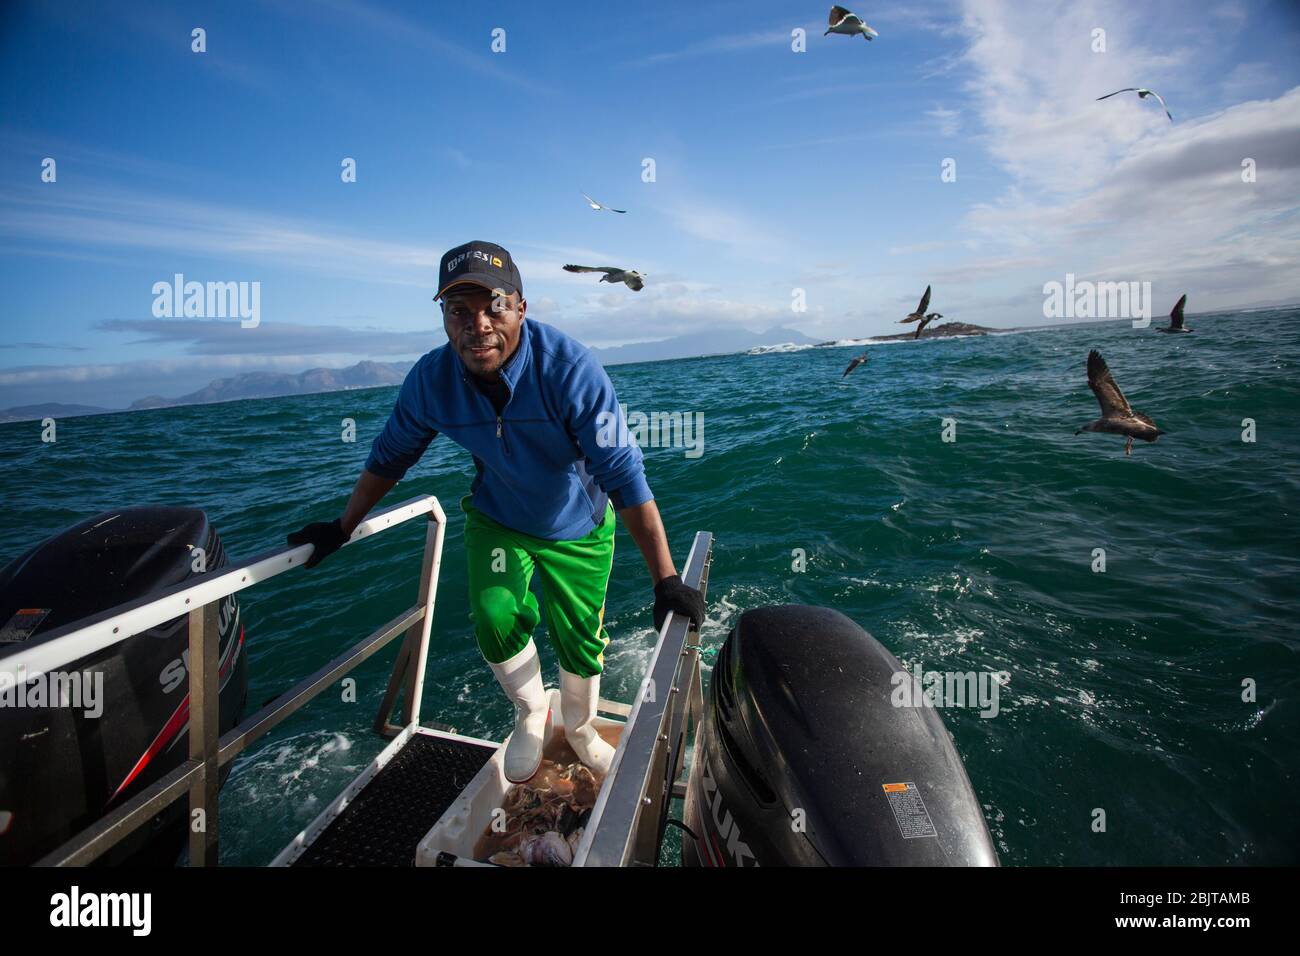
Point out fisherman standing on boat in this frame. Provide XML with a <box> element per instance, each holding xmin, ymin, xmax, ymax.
<box><xmin>288</xmin><ymin>241</ymin><xmax>705</xmax><ymax>783</ymax></box>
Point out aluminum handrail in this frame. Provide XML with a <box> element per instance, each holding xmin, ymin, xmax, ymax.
<box><xmin>26</xmin><ymin>494</ymin><xmax>446</xmax><ymax>866</ymax></box>
<box><xmin>574</xmin><ymin>530</ymin><xmax>713</xmax><ymax>867</ymax></box>
<box><xmin>1</xmin><ymin>496</ymin><xmax>441</xmax><ymax>680</ymax></box>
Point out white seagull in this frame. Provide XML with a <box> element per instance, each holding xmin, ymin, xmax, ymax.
<box><xmin>1096</xmin><ymin>88</ymin><xmax>1173</xmax><ymax>121</ymax></box>
<box><xmin>825</xmin><ymin>5</ymin><xmax>878</xmax><ymax>41</ymax></box>
<box><xmin>563</xmin><ymin>264</ymin><xmax>645</xmax><ymax>291</ymax></box>
<box><xmin>581</xmin><ymin>193</ymin><xmax>627</xmax><ymax>214</ymax></box>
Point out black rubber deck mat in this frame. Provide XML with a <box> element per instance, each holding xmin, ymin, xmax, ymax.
<box><xmin>293</xmin><ymin>732</ymin><xmax>496</xmax><ymax>867</ymax></box>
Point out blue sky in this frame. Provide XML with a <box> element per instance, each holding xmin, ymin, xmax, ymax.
<box><xmin>2</xmin><ymin>0</ymin><xmax>1299</xmax><ymax>408</ymax></box>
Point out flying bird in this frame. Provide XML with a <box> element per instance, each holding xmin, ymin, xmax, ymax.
<box><xmin>1075</xmin><ymin>350</ymin><xmax>1165</xmax><ymax>456</ymax></box>
<box><xmin>1096</xmin><ymin>88</ymin><xmax>1172</xmax><ymax>121</ymax></box>
<box><xmin>842</xmin><ymin>352</ymin><xmax>869</xmax><ymax>378</ymax></box>
<box><xmin>563</xmin><ymin>264</ymin><xmax>645</xmax><ymax>291</ymax></box>
<box><xmin>914</xmin><ymin>313</ymin><xmax>943</xmax><ymax>338</ymax></box>
<box><xmin>1157</xmin><ymin>294</ymin><xmax>1192</xmax><ymax>333</ymax></box>
<box><xmin>825</xmin><ymin>5</ymin><xmax>878</xmax><ymax>41</ymax></box>
<box><xmin>581</xmin><ymin>193</ymin><xmax>626</xmax><ymax>214</ymax></box>
<box><xmin>900</xmin><ymin>285</ymin><xmax>934</xmax><ymax>323</ymax></box>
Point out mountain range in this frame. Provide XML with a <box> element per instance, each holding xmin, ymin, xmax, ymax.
<box><xmin>1</xmin><ymin>325</ymin><xmax>819</xmax><ymax>422</ymax></box>
<box><xmin>128</xmin><ymin>359</ymin><xmax>410</xmax><ymax>411</ymax></box>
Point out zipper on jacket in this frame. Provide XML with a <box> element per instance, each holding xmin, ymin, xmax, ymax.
<box><xmin>460</xmin><ymin>358</ymin><xmax>512</xmax><ymax>455</ymax></box>
<box><xmin>496</xmin><ymin>414</ymin><xmax>510</xmax><ymax>455</ymax></box>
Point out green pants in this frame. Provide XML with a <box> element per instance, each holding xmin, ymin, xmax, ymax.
<box><xmin>462</xmin><ymin>495</ymin><xmax>615</xmax><ymax>678</ymax></box>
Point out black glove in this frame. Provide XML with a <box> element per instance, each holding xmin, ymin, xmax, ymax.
<box><xmin>653</xmin><ymin>574</ymin><xmax>705</xmax><ymax>631</ymax></box>
<box><xmin>286</xmin><ymin>518</ymin><xmax>348</xmax><ymax>569</ymax></box>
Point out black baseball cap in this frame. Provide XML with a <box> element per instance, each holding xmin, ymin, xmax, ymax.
<box><xmin>435</xmin><ymin>240</ymin><xmax>523</xmax><ymax>300</ymax></box>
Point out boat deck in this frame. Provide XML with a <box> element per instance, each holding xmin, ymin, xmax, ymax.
<box><xmin>277</xmin><ymin>727</ymin><xmax>497</xmax><ymax>867</ymax></box>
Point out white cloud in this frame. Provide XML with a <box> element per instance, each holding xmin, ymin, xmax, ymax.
<box><xmin>889</xmin><ymin>241</ymin><xmax>950</xmax><ymax>256</ymax></box>
<box><xmin>925</xmin><ymin>104</ymin><xmax>962</xmax><ymax>137</ymax></box>
<box><xmin>1221</xmin><ymin>61</ymin><xmax>1276</xmax><ymax>101</ymax></box>
<box><xmin>629</xmin><ymin>26</ymin><xmax>801</xmax><ymax>68</ymax></box>
<box><xmin>93</xmin><ymin>318</ymin><xmax>439</xmax><ymax>357</ymax></box>
<box><xmin>960</xmin><ymin>0</ymin><xmax>1188</xmax><ymax>192</ymax></box>
<box><xmin>0</xmin><ymin>343</ymin><xmax>428</xmax><ymax>409</ymax></box>
<box><xmin>659</xmin><ymin>199</ymin><xmax>788</xmax><ymax>263</ymax></box>
<box><xmin>545</xmin><ymin>278</ymin><xmax>794</xmax><ymax>343</ymax></box>
<box><xmin>0</xmin><ymin>186</ymin><xmax>443</xmax><ymax>286</ymax></box>
<box><xmin>1210</xmin><ymin>1</ymin><xmax>1249</xmax><ymax>26</ymax></box>
<box><xmin>951</xmin><ymin>0</ymin><xmax>1300</xmax><ymax>312</ymax></box>
<box><xmin>303</xmin><ymin>0</ymin><xmax>555</xmax><ymax>95</ymax></box>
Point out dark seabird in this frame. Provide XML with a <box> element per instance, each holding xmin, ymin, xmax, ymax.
<box><xmin>563</xmin><ymin>264</ymin><xmax>645</xmax><ymax>291</ymax></box>
<box><xmin>825</xmin><ymin>5</ymin><xmax>879</xmax><ymax>41</ymax></box>
<box><xmin>1096</xmin><ymin>87</ymin><xmax>1172</xmax><ymax>121</ymax></box>
<box><xmin>842</xmin><ymin>352</ymin><xmax>868</xmax><ymax>378</ymax></box>
<box><xmin>1075</xmin><ymin>350</ymin><xmax>1165</xmax><ymax>456</ymax></box>
<box><xmin>1156</xmin><ymin>294</ymin><xmax>1192</xmax><ymax>333</ymax></box>
<box><xmin>914</xmin><ymin>312</ymin><xmax>943</xmax><ymax>338</ymax></box>
<box><xmin>899</xmin><ymin>285</ymin><xmax>933</xmax><ymax>323</ymax></box>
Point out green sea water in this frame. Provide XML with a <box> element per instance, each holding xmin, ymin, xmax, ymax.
<box><xmin>2</xmin><ymin>310</ymin><xmax>1297</xmax><ymax>865</ymax></box>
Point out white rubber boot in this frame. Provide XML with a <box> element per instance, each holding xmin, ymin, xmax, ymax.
<box><xmin>488</xmin><ymin>642</ymin><xmax>550</xmax><ymax>783</ymax></box>
<box><xmin>560</xmin><ymin>668</ymin><xmax>616</xmax><ymax>775</ymax></box>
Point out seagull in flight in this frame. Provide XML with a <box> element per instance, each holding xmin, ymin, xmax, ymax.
<box><xmin>563</xmin><ymin>264</ymin><xmax>644</xmax><ymax>291</ymax></box>
<box><xmin>582</xmin><ymin>193</ymin><xmax>627</xmax><ymax>214</ymax></box>
<box><xmin>1075</xmin><ymin>350</ymin><xmax>1165</xmax><ymax>456</ymax></box>
<box><xmin>825</xmin><ymin>5</ymin><xmax>879</xmax><ymax>40</ymax></box>
<box><xmin>914</xmin><ymin>313</ymin><xmax>943</xmax><ymax>338</ymax></box>
<box><xmin>899</xmin><ymin>285</ymin><xmax>941</xmax><ymax>326</ymax></box>
<box><xmin>842</xmin><ymin>352</ymin><xmax>869</xmax><ymax>378</ymax></box>
<box><xmin>1096</xmin><ymin>88</ymin><xmax>1173</xmax><ymax>121</ymax></box>
<box><xmin>1156</xmin><ymin>294</ymin><xmax>1192</xmax><ymax>333</ymax></box>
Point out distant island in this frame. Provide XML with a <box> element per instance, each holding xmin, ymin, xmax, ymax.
<box><xmin>812</xmin><ymin>321</ymin><xmax>997</xmax><ymax>347</ymax></box>
<box><xmin>868</xmin><ymin>321</ymin><xmax>996</xmax><ymax>342</ymax></box>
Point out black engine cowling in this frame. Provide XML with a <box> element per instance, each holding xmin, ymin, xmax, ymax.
<box><xmin>682</xmin><ymin>605</ymin><xmax>998</xmax><ymax>866</ymax></box>
<box><xmin>0</xmin><ymin>508</ymin><xmax>248</xmax><ymax>865</ymax></box>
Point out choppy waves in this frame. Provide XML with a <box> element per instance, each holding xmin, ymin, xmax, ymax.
<box><xmin>3</xmin><ymin>311</ymin><xmax>1298</xmax><ymax>864</ymax></box>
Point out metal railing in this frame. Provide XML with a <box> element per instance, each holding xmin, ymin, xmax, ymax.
<box><xmin>575</xmin><ymin>530</ymin><xmax>713</xmax><ymax>867</ymax></box>
<box><xmin>7</xmin><ymin>495</ymin><xmax>447</xmax><ymax>867</ymax></box>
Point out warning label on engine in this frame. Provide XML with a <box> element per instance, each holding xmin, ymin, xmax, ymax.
<box><xmin>883</xmin><ymin>782</ymin><xmax>937</xmax><ymax>839</ymax></box>
<box><xmin>0</xmin><ymin>608</ymin><xmax>50</xmax><ymax>644</ymax></box>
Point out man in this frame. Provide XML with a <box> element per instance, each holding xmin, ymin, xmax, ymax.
<box><xmin>288</xmin><ymin>240</ymin><xmax>705</xmax><ymax>783</ymax></box>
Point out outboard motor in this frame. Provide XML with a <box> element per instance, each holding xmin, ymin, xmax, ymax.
<box><xmin>683</xmin><ymin>605</ymin><xmax>997</xmax><ymax>866</ymax></box>
<box><xmin>0</xmin><ymin>508</ymin><xmax>248</xmax><ymax>865</ymax></box>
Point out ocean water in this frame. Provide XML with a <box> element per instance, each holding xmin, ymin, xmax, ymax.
<box><xmin>2</xmin><ymin>310</ymin><xmax>1298</xmax><ymax>866</ymax></box>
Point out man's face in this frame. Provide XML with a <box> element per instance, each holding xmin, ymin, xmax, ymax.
<box><xmin>441</xmin><ymin>285</ymin><xmax>525</xmax><ymax>380</ymax></box>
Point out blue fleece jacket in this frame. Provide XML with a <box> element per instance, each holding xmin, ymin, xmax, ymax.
<box><xmin>365</xmin><ymin>319</ymin><xmax>653</xmax><ymax>541</ymax></box>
